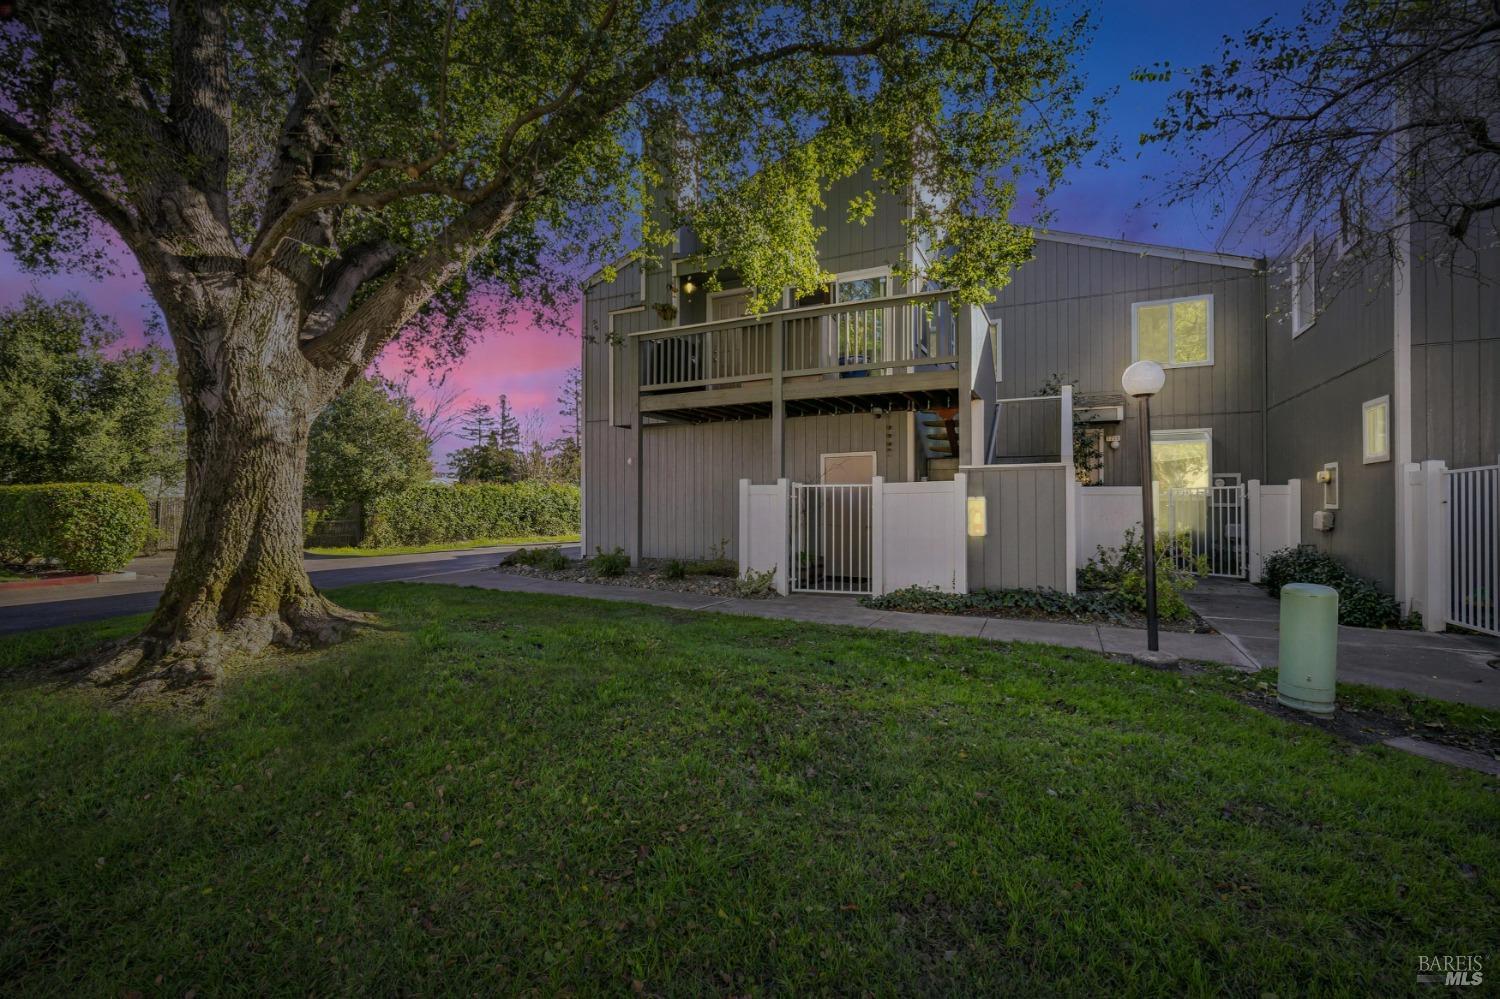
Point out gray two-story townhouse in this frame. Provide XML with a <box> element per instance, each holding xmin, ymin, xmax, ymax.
<box><xmin>579</xmin><ymin>158</ymin><xmax>1496</xmax><ymax>633</ymax></box>
<box><xmin>1263</xmin><ymin>211</ymin><xmax>1499</xmax><ymax>624</ymax></box>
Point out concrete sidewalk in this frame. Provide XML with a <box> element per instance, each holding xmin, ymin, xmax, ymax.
<box><xmin>403</xmin><ymin>567</ymin><xmax>1259</xmax><ymax>669</ymax></box>
<box><xmin>0</xmin><ymin>544</ymin><xmax>582</xmax><ymax>634</ymax></box>
<box><xmin>1184</xmin><ymin>577</ymin><xmax>1500</xmax><ymax>709</ymax></box>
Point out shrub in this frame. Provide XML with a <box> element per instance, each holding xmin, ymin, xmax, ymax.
<box><xmin>735</xmin><ymin>567</ymin><xmax>778</xmax><ymax>598</ymax></box>
<box><xmin>0</xmin><ymin>483</ymin><xmax>151</xmax><ymax>573</ymax></box>
<box><xmin>501</xmin><ymin>546</ymin><xmax>569</xmax><ymax>571</ymax></box>
<box><xmin>862</xmin><ymin>585</ymin><xmax>1135</xmax><ymax>624</ymax></box>
<box><xmin>590</xmin><ymin>546</ymin><xmax>629</xmax><ymax>577</ymax></box>
<box><xmin>663</xmin><ymin>559</ymin><xmax>688</xmax><ymax>580</ymax></box>
<box><xmin>685</xmin><ymin>539</ymin><xmax>737</xmax><ymax>577</ymax></box>
<box><xmin>362</xmin><ymin>482</ymin><xmax>579</xmax><ymax>548</ymax></box>
<box><xmin>1079</xmin><ymin>526</ymin><xmax>1202</xmax><ymax>622</ymax></box>
<box><xmin>1261</xmin><ymin>545</ymin><xmax>1402</xmax><ymax>628</ymax></box>
<box><xmin>302</xmin><ymin>508</ymin><xmax>324</xmax><ymax>545</ymax></box>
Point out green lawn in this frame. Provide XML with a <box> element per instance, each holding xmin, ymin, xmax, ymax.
<box><xmin>1</xmin><ymin>585</ymin><xmax>1496</xmax><ymax>995</ymax></box>
<box><xmin>304</xmin><ymin>535</ymin><xmax>578</xmax><ymax>556</ymax></box>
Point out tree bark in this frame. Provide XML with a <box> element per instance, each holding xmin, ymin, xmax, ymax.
<box><xmin>86</xmin><ymin>280</ymin><xmax>365</xmax><ymax>696</ymax></box>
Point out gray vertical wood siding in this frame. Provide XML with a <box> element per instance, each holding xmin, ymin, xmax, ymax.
<box><xmin>965</xmin><ymin>466</ymin><xmax>1069</xmax><ymax>591</ymax></box>
<box><xmin>641</xmin><ymin>420</ymin><xmax>770</xmax><ymax>559</ymax></box>
<box><xmin>1263</xmin><ymin>245</ymin><xmax>1396</xmax><ymax>588</ymax></box>
<box><xmin>1410</xmin><ymin>214</ymin><xmax>1500</xmax><ymax>470</ymax></box>
<box><xmin>989</xmin><ymin>237</ymin><xmax>1266</xmax><ymax>486</ymax></box>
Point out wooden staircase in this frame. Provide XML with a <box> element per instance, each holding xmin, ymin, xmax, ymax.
<box><xmin>917</xmin><ymin>407</ymin><xmax>961</xmax><ymax>480</ymax></box>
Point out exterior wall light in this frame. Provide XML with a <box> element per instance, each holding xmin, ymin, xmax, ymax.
<box><xmin>966</xmin><ymin>495</ymin><xmax>987</xmax><ymax>538</ymax></box>
<box><xmin>680</xmin><ymin>276</ymin><xmax>697</xmax><ymax>296</ymax></box>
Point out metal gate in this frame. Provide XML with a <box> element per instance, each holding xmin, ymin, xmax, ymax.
<box><xmin>1446</xmin><ymin>462</ymin><xmax>1499</xmax><ymax>636</ymax></box>
<box><xmin>790</xmin><ymin>482</ymin><xmax>873</xmax><ymax>594</ymax></box>
<box><xmin>1162</xmin><ymin>483</ymin><xmax>1247</xmax><ymax>578</ymax></box>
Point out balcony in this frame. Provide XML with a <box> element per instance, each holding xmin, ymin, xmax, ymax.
<box><xmin>635</xmin><ymin>290</ymin><xmax>962</xmax><ymax>420</ymax></box>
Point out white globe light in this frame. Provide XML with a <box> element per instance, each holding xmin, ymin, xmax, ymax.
<box><xmin>1122</xmin><ymin>359</ymin><xmax>1166</xmax><ymax>397</ymax></box>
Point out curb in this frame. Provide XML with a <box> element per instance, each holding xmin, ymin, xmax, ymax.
<box><xmin>0</xmin><ymin>570</ymin><xmax>137</xmax><ymax>591</ymax></box>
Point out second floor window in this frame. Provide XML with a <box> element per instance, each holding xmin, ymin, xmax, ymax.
<box><xmin>1132</xmin><ymin>294</ymin><xmax>1213</xmax><ymax>368</ymax></box>
<box><xmin>1292</xmin><ymin>236</ymin><xmax>1316</xmax><ymax>336</ymax></box>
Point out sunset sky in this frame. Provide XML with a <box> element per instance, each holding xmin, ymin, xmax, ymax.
<box><xmin>0</xmin><ymin>1</ymin><xmax>1287</xmax><ymax>463</ymax></box>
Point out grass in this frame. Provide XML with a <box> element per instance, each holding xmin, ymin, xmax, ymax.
<box><xmin>305</xmin><ymin>535</ymin><xmax>578</xmax><ymax>557</ymax></box>
<box><xmin>1</xmin><ymin>585</ymin><xmax>1497</xmax><ymax>995</ymax></box>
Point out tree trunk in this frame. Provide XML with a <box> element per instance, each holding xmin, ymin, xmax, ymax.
<box><xmin>86</xmin><ymin>282</ymin><xmax>365</xmax><ymax>696</ymax></box>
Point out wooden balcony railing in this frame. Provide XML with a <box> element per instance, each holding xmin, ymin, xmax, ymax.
<box><xmin>636</xmin><ymin>289</ymin><xmax>958</xmax><ymax>393</ymax></box>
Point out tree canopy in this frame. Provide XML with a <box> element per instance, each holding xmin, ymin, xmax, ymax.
<box><xmin>1137</xmin><ymin>0</ymin><xmax>1499</xmax><ymax>267</ymax></box>
<box><xmin>0</xmin><ymin>294</ymin><xmax>183</xmax><ymax>490</ymax></box>
<box><xmin>306</xmin><ymin>376</ymin><xmax>433</xmax><ymax>508</ymax></box>
<box><xmin>0</xmin><ymin>0</ymin><xmax>1103</xmax><ymax>679</ymax></box>
<box><xmin>1</xmin><ymin>0</ymin><xmax>1100</xmax><ymax>359</ymax></box>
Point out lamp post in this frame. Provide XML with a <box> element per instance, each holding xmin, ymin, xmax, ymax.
<box><xmin>1122</xmin><ymin>360</ymin><xmax>1166</xmax><ymax>652</ymax></box>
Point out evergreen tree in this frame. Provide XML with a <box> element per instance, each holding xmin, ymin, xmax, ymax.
<box><xmin>459</xmin><ymin>402</ymin><xmax>494</xmax><ymax>445</ymax></box>
<box><xmin>494</xmin><ymin>395</ymin><xmax>522</xmax><ymax>453</ymax></box>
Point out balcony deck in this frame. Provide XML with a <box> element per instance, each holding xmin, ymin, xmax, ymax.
<box><xmin>634</xmin><ymin>290</ymin><xmax>961</xmax><ymax>422</ymax></box>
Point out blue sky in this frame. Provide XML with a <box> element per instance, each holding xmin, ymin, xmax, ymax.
<box><xmin>1037</xmin><ymin>0</ymin><xmax>1292</xmax><ymax>249</ymax></box>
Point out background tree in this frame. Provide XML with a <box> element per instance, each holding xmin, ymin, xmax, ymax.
<box><xmin>494</xmin><ymin>395</ymin><xmax>523</xmax><ymax>454</ymax></box>
<box><xmin>0</xmin><ymin>0</ymin><xmax>1098</xmax><ymax>686</ymax></box>
<box><xmin>306</xmin><ymin>376</ymin><xmax>432</xmax><ymax>510</ymax></box>
<box><xmin>1137</xmin><ymin>0</ymin><xmax>1500</xmax><ymax>286</ymax></box>
<box><xmin>0</xmin><ymin>294</ymin><xmax>184</xmax><ymax>490</ymax></box>
<box><xmin>447</xmin><ymin>440</ymin><xmax>523</xmax><ymax>485</ymax></box>
<box><xmin>557</xmin><ymin>366</ymin><xmax>583</xmax><ymax>447</ymax></box>
<box><xmin>459</xmin><ymin>402</ymin><xmax>495</xmax><ymax>446</ymax></box>
<box><xmin>546</xmin><ymin>436</ymin><xmax>582</xmax><ymax>484</ymax></box>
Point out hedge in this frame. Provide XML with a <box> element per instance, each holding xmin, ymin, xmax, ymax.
<box><xmin>0</xmin><ymin>483</ymin><xmax>152</xmax><ymax>574</ymax></box>
<box><xmin>1261</xmin><ymin>545</ymin><xmax>1403</xmax><ymax>629</ymax></box>
<box><xmin>362</xmin><ymin>482</ymin><xmax>580</xmax><ymax>548</ymax></box>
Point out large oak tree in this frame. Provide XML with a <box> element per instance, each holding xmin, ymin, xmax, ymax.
<box><xmin>0</xmin><ymin>0</ymin><xmax>1096</xmax><ymax>692</ymax></box>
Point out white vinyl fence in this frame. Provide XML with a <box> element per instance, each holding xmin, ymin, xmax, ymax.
<box><xmin>791</xmin><ymin>482</ymin><xmax>874</xmax><ymax>594</ymax></box>
<box><xmin>739</xmin><ymin>476</ymin><xmax>966</xmax><ymax>597</ymax></box>
<box><xmin>1162</xmin><ymin>483</ymin><xmax>1247</xmax><ymax>578</ymax></box>
<box><xmin>1446</xmin><ymin>462</ymin><xmax>1499</xmax><ymax>636</ymax></box>
<box><xmin>1076</xmin><ymin>479</ymin><xmax>1299</xmax><ymax>582</ymax></box>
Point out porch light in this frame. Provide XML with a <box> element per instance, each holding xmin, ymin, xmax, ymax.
<box><xmin>1122</xmin><ymin>360</ymin><xmax>1166</xmax><ymax>652</ymax></box>
<box><xmin>680</xmin><ymin>276</ymin><xmax>697</xmax><ymax>296</ymax></box>
<box><xmin>966</xmin><ymin>496</ymin><xmax>987</xmax><ymax>538</ymax></box>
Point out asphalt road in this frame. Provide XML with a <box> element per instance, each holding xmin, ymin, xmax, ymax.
<box><xmin>0</xmin><ymin>545</ymin><xmax>579</xmax><ymax>635</ymax></box>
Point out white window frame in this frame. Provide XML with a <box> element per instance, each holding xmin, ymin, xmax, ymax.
<box><xmin>819</xmin><ymin>450</ymin><xmax>877</xmax><ymax>484</ymax></box>
<box><xmin>707</xmin><ymin>286</ymin><xmax>751</xmax><ymax>320</ymax></box>
<box><xmin>1291</xmin><ymin>235</ymin><xmax>1317</xmax><ymax>336</ymax></box>
<box><xmin>1149</xmin><ymin>428</ymin><xmax>1214</xmax><ymax>489</ymax></box>
<box><xmin>1130</xmin><ymin>293</ymin><xmax>1214</xmax><ymax>369</ymax></box>
<box><xmin>831</xmin><ymin>266</ymin><xmax>892</xmax><ymax>302</ymax></box>
<box><xmin>606</xmin><ymin>305</ymin><xmax>643</xmax><ymax>429</ymax></box>
<box><xmin>988</xmin><ymin>316</ymin><xmax>1002</xmax><ymax>382</ymax></box>
<box><xmin>1362</xmin><ymin>395</ymin><xmax>1391</xmax><ymax>464</ymax></box>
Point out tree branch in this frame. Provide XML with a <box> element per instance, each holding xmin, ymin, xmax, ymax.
<box><xmin>252</xmin><ymin>0</ymin><xmax>353</xmax><ymax>268</ymax></box>
<box><xmin>0</xmin><ymin>109</ymin><xmax>146</xmax><ymax>247</ymax></box>
<box><xmin>300</xmin><ymin>239</ymin><xmax>405</xmax><ymax>342</ymax></box>
<box><xmin>168</xmin><ymin>0</ymin><xmax>232</xmax><ymax>226</ymax></box>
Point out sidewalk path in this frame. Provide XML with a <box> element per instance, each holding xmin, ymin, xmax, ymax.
<box><xmin>1184</xmin><ymin>577</ymin><xmax>1500</xmax><ymax>710</ymax></box>
<box><xmin>0</xmin><ymin>545</ymin><xmax>580</xmax><ymax>635</ymax></box>
<box><xmin>401</xmin><ymin>566</ymin><xmax>1259</xmax><ymax>670</ymax></box>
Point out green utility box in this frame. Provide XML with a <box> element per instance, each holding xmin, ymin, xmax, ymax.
<box><xmin>1277</xmin><ymin>582</ymin><xmax>1339</xmax><ymax>715</ymax></box>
